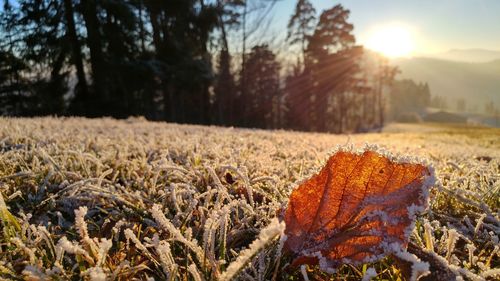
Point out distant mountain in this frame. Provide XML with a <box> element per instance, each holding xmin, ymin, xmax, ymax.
<box><xmin>393</xmin><ymin>57</ymin><xmax>500</xmax><ymax>113</ymax></box>
<box><xmin>426</xmin><ymin>48</ymin><xmax>500</xmax><ymax>63</ymax></box>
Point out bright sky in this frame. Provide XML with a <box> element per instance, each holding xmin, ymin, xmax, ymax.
<box><xmin>272</xmin><ymin>0</ymin><xmax>500</xmax><ymax>56</ymax></box>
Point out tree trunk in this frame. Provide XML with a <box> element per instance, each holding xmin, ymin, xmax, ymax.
<box><xmin>217</xmin><ymin>7</ymin><xmax>233</xmax><ymax>124</ymax></box>
<box><xmin>240</xmin><ymin>2</ymin><xmax>247</xmax><ymax>126</ymax></box>
<box><xmin>145</xmin><ymin>0</ymin><xmax>161</xmax><ymax>53</ymax></box>
<box><xmin>63</xmin><ymin>0</ymin><xmax>88</xmax><ymax>100</ymax></box>
<box><xmin>138</xmin><ymin>0</ymin><xmax>146</xmax><ymax>53</ymax></box>
<box><xmin>377</xmin><ymin>65</ymin><xmax>384</xmax><ymax>128</ymax></box>
<box><xmin>81</xmin><ymin>0</ymin><xmax>107</xmax><ymax>111</ymax></box>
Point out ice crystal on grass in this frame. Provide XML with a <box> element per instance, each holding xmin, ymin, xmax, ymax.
<box><xmin>188</xmin><ymin>264</ymin><xmax>203</xmax><ymax>281</ymax></box>
<box><xmin>85</xmin><ymin>266</ymin><xmax>107</xmax><ymax>281</ymax></box>
<box><xmin>361</xmin><ymin>267</ymin><xmax>377</xmax><ymax>281</ymax></box>
<box><xmin>300</xmin><ymin>265</ymin><xmax>310</xmax><ymax>281</ymax></box>
<box><xmin>22</xmin><ymin>265</ymin><xmax>48</xmax><ymax>281</ymax></box>
<box><xmin>0</xmin><ymin>117</ymin><xmax>498</xmax><ymax>280</ymax></box>
<box><xmin>391</xmin><ymin>244</ymin><xmax>431</xmax><ymax>281</ymax></box>
<box><xmin>151</xmin><ymin>204</ymin><xmax>204</xmax><ymax>262</ymax></box>
<box><xmin>220</xmin><ymin>218</ymin><xmax>285</xmax><ymax>281</ymax></box>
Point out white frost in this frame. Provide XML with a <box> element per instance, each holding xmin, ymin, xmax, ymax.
<box><xmin>361</xmin><ymin>267</ymin><xmax>377</xmax><ymax>281</ymax></box>
<box><xmin>219</xmin><ymin>218</ymin><xmax>285</xmax><ymax>281</ymax></box>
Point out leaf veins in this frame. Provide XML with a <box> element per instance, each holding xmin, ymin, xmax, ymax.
<box><xmin>283</xmin><ymin>149</ymin><xmax>434</xmax><ymax>271</ymax></box>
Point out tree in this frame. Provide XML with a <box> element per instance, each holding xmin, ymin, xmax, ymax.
<box><xmin>80</xmin><ymin>0</ymin><xmax>107</xmax><ymax>113</ymax></box>
<box><xmin>0</xmin><ymin>2</ymin><xmax>29</xmax><ymax>115</ymax></box>
<box><xmin>284</xmin><ymin>0</ymin><xmax>316</xmax><ymax>131</ymax></box>
<box><xmin>306</xmin><ymin>5</ymin><xmax>355</xmax><ymax>62</ymax></box>
<box><xmin>237</xmin><ymin>0</ymin><xmax>279</xmax><ymax>126</ymax></box>
<box><xmin>431</xmin><ymin>95</ymin><xmax>448</xmax><ymax>110</ymax></box>
<box><xmin>1</xmin><ymin>0</ymin><xmax>67</xmax><ymax>115</ymax></box>
<box><xmin>287</xmin><ymin>0</ymin><xmax>316</xmax><ymax>70</ymax></box>
<box><xmin>456</xmin><ymin>98</ymin><xmax>466</xmax><ymax>112</ymax></box>
<box><xmin>389</xmin><ymin>79</ymin><xmax>431</xmax><ymax>121</ymax></box>
<box><xmin>214</xmin><ymin>49</ymin><xmax>237</xmax><ymax>124</ymax></box>
<box><xmin>1</xmin><ymin>0</ymin><xmax>399</xmax><ymax>134</ymax></box>
<box><xmin>306</xmin><ymin>4</ymin><xmax>357</xmax><ymax>132</ymax></box>
<box><xmin>285</xmin><ymin>4</ymin><xmax>369</xmax><ymax>133</ymax></box>
<box><xmin>330</xmin><ymin>46</ymin><xmax>365</xmax><ymax>133</ymax></box>
<box><xmin>285</xmin><ymin>64</ymin><xmax>313</xmax><ymax>131</ymax></box>
<box><xmin>213</xmin><ymin>0</ymin><xmax>245</xmax><ymax>125</ymax></box>
<box><xmin>144</xmin><ymin>0</ymin><xmax>218</xmax><ymax>124</ymax></box>
<box><xmin>0</xmin><ymin>50</ymin><xmax>30</xmax><ymax>115</ymax></box>
<box><xmin>484</xmin><ymin>100</ymin><xmax>496</xmax><ymax>116</ymax></box>
<box><xmin>373</xmin><ymin>55</ymin><xmax>399</xmax><ymax>127</ymax></box>
<box><xmin>62</xmin><ymin>0</ymin><xmax>88</xmax><ymax>104</ymax></box>
<box><xmin>242</xmin><ymin>45</ymin><xmax>281</xmax><ymax>128</ymax></box>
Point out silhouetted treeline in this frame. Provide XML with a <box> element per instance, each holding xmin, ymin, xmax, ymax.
<box><xmin>0</xmin><ymin>0</ymin><xmax>398</xmax><ymax>133</ymax></box>
<box><xmin>389</xmin><ymin>79</ymin><xmax>430</xmax><ymax>122</ymax></box>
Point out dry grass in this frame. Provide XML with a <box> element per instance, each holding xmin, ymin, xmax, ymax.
<box><xmin>0</xmin><ymin>117</ymin><xmax>498</xmax><ymax>280</ymax></box>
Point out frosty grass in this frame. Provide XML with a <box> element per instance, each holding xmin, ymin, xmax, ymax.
<box><xmin>0</xmin><ymin>117</ymin><xmax>498</xmax><ymax>280</ymax></box>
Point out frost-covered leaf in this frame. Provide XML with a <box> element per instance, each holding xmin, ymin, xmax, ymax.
<box><xmin>283</xmin><ymin>148</ymin><xmax>435</xmax><ymax>272</ymax></box>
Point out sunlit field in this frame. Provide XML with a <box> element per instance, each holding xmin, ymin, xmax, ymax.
<box><xmin>0</xmin><ymin>117</ymin><xmax>498</xmax><ymax>280</ymax></box>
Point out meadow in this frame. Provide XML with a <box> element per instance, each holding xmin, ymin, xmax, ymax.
<box><xmin>0</xmin><ymin>117</ymin><xmax>498</xmax><ymax>280</ymax></box>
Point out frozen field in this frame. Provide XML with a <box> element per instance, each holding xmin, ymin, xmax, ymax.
<box><xmin>0</xmin><ymin>117</ymin><xmax>498</xmax><ymax>280</ymax></box>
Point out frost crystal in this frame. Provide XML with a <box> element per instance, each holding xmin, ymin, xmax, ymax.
<box><xmin>0</xmin><ymin>117</ymin><xmax>498</xmax><ymax>280</ymax></box>
<box><xmin>361</xmin><ymin>267</ymin><xmax>377</xmax><ymax>281</ymax></box>
<box><xmin>220</xmin><ymin>218</ymin><xmax>285</xmax><ymax>281</ymax></box>
<box><xmin>150</xmin><ymin>204</ymin><xmax>204</xmax><ymax>262</ymax></box>
<box><xmin>391</xmin><ymin>245</ymin><xmax>430</xmax><ymax>281</ymax></box>
<box><xmin>86</xmin><ymin>266</ymin><xmax>107</xmax><ymax>281</ymax></box>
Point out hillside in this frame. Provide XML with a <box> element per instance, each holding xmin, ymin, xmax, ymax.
<box><xmin>394</xmin><ymin>57</ymin><xmax>500</xmax><ymax>111</ymax></box>
<box><xmin>429</xmin><ymin>48</ymin><xmax>500</xmax><ymax>63</ymax></box>
<box><xmin>0</xmin><ymin>118</ymin><xmax>498</xmax><ymax>280</ymax></box>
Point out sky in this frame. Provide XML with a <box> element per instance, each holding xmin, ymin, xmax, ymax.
<box><xmin>2</xmin><ymin>0</ymin><xmax>498</xmax><ymax>57</ymax></box>
<box><xmin>271</xmin><ymin>0</ymin><xmax>500</xmax><ymax>56</ymax></box>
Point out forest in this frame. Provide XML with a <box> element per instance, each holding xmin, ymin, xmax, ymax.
<box><xmin>1</xmin><ymin>0</ymin><xmax>415</xmax><ymax>133</ymax></box>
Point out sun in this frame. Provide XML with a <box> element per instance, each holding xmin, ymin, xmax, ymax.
<box><xmin>365</xmin><ymin>25</ymin><xmax>414</xmax><ymax>58</ymax></box>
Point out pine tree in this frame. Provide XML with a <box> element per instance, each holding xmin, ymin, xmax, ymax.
<box><xmin>242</xmin><ymin>45</ymin><xmax>281</xmax><ymax>128</ymax></box>
<box><xmin>287</xmin><ymin>0</ymin><xmax>316</xmax><ymax>70</ymax></box>
<box><xmin>1</xmin><ymin>0</ymin><xmax>67</xmax><ymax>115</ymax></box>
<box><xmin>306</xmin><ymin>4</ymin><xmax>357</xmax><ymax>132</ymax></box>
<box><xmin>143</xmin><ymin>0</ymin><xmax>218</xmax><ymax>124</ymax></box>
<box><xmin>80</xmin><ymin>0</ymin><xmax>107</xmax><ymax>114</ymax></box>
<box><xmin>213</xmin><ymin>0</ymin><xmax>244</xmax><ymax>125</ymax></box>
<box><xmin>0</xmin><ymin>50</ymin><xmax>30</xmax><ymax>115</ymax></box>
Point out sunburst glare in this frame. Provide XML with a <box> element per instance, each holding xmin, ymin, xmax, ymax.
<box><xmin>366</xmin><ymin>25</ymin><xmax>415</xmax><ymax>58</ymax></box>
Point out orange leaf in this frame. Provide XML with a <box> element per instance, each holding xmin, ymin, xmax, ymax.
<box><xmin>283</xmin><ymin>148</ymin><xmax>434</xmax><ymax>272</ymax></box>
